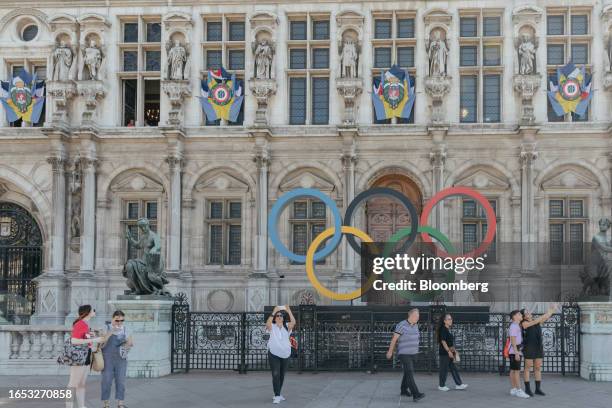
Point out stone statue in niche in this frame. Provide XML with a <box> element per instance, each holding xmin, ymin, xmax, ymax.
<box><xmin>426</xmin><ymin>30</ymin><xmax>448</xmax><ymax>76</ymax></box>
<box><xmin>340</xmin><ymin>36</ymin><xmax>359</xmax><ymax>78</ymax></box>
<box><xmin>81</xmin><ymin>39</ymin><xmax>104</xmax><ymax>81</ymax></box>
<box><xmin>253</xmin><ymin>39</ymin><xmax>274</xmax><ymax>79</ymax></box>
<box><xmin>606</xmin><ymin>27</ymin><xmax>612</xmax><ymax>71</ymax></box>
<box><xmin>123</xmin><ymin>218</ymin><xmax>171</xmax><ymax>296</ymax></box>
<box><xmin>69</xmin><ymin>161</ymin><xmax>82</xmax><ymax>239</ymax></box>
<box><xmin>581</xmin><ymin>218</ymin><xmax>612</xmax><ymax>298</ymax></box>
<box><xmin>166</xmin><ymin>39</ymin><xmax>190</xmax><ymax>81</ymax></box>
<box><xmin>50</xmin><ymin>39</ymin><xmax>75</xmax><ymax>81</ymax></box>
<box><xmin>516</xmin><ymin>32</ymin><xmax>537</xmax><ymax>75</ymax></box>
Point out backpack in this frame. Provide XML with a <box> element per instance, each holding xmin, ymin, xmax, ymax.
<box><xmin>503</xmin><ymin>338</ymin><xmax>511</xmax><ymax>358</ymax></box>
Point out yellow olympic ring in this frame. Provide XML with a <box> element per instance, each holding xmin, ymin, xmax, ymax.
<box><xmin>306</xmin><ymin>226</ymin><xmax>377</xmax><ymax>301</ymax></box>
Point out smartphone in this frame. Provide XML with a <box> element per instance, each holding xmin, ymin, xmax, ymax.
<box><xmin>278</xmin><ymin>306</ymin><xmax>286</xmax><ymax>311</ymax></box>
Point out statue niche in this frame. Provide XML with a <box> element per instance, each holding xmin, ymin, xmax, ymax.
<box><xmin>79</xmin><ymin>34</ymin><xmax>105</xmax><ymax>81</ymax></box>
<box><xmin>165</xmin><ymin>33</ymin><xmax>191</xmax><ymax>81</ymax></box>
<box><xmin>252</xmin><ymin>30</ymin><xmax>275</xmax><ymax>80</ymax></box>
<box><xmin>49</xmin><ymin>34</ymin><xmax>77</xmax><ymax>81</ymax></box>
<box><xmin>515</xmin><ymin>26</ymin><xmax>538</xmax><ymax>75</ymax></box>
<box><xmin>426</xmin><ymin>28</ymin><xmax>449</xmax><ymax>76</ymax></box>
<box><xmin>339</xmin><ymin>30</ymin><xmax>359</xmax><ymax>78</ymax></box>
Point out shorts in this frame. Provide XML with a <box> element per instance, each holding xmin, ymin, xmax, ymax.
<box><xmin>523</xmin><ymin>346</ymin><xmax>543</xmax><ymax>360</ymax></box>
<box><xmin>509</xmin><ymin>354</ymin><xmax>521</xmax><ymax>371</ymax></box>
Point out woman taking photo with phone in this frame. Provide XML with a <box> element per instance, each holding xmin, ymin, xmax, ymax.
<box><xmin>437</xmin><ymin>313</ymin><xmax>468</xmax><ymax>391</ymax></box>
<box><xmin>265</xmin><ymin>305</ymin><xmax>295</xmax><ymax>404</ymax></box>
<box><xmin>101</xmin><ymin>310</ymin><xmax>133</xmax><ymax>408</ymax></box>
<box><xmin>520</xmin><ymin>304</ymin><xmax>558</xmax><ymax>396</ymax></box>
<box><xmin>67</xmin><ymin>304</ymin><xmax>103</xmax><ymax>408</ymax></box>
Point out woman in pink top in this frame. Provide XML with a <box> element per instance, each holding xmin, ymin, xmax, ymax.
<box><xmin>67</xmin><ymin>305</ymin><xmax>103</xmax><ymax>408</ymax></box>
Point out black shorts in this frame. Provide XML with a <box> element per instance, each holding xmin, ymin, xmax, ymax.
<box><xmin>523</xmin><ymin>346</ymin><xmax>544</xmax><ymax>360</ymax></box>
<box><xmin>509</xmin><ymin>354</ymin><xmax>521</xmax><ymax>370</ymax></box>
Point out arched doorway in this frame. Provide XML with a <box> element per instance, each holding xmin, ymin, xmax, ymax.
<box><xmin>0</xmin><ymin>202</ymin><xmax>42</xmax><ymax>324</ymax></box>
<box><xmin>366</xmin><ymin>174</ymin><xmax>422</xmax><ymax>305</ymax></box>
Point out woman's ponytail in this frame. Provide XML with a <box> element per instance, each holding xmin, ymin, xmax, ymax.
<box><xmin>73</xmin><ymin>304</ymin><xmax>92</xmax><ymax>326</ymax></box>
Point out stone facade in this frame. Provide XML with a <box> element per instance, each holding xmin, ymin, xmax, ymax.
<box><xmin>0</xmin><ymin>1</ymin><xmax>611</xmax><ymax>324</ymax></box>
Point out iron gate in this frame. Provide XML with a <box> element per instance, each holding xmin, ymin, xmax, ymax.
<box><xmin>0</xmin><ymin>202</ymin><xmax>43</xmax><ymax>324</ymax></box>
<box><xmin>171</xmin><ymin>294</ymin><xmax>580</xmax><ymax>375</ymax></box>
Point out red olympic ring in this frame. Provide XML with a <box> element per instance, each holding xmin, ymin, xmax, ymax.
<box><xmin>420</xmin><ymin>186</ymin><xmax>496</xmax><ymax>259</ymax></box>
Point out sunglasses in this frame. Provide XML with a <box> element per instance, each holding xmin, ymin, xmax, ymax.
<box><xmin>274</xmin><ymin>314</ymin><xmax>283</xmax><ymax>318</ymax></box>
<box><xmin>114</xmin><ymin>319</ymin><xmax>125</xmax><ymax>323</ymax></box>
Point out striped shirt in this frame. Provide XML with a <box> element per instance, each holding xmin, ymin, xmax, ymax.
<box><xmin>394</xmin><ymin>320</ymin><xmax>420</xmax><ymax>355</ymax></box>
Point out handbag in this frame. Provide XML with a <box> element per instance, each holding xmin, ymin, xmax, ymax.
<box><xmin>503</xmin><ymin>338</ymin><xmax>511</xmax><ymax>358</ymax></box>
<box><xmin>57</xmin><ymin>338</ymin><xmax>89</xmax><ymax>366</ymax></box>
<box><xmin>289</xmin><ymin>333</ymin><xmax>298</xmax><ymax>358</ymax></box>
<box><xmin>90</xmin><ymin>347</ymin><xmax>104</xmax><ymax>372</ymax></box>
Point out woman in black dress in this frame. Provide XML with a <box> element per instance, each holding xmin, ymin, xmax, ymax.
<box><xmin>520</xmin><ymin>304</ymin><xmax>558</xmax><ymax>396</ymax></box>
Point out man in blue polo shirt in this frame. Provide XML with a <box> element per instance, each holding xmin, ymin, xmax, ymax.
<box><xmin>386</xmin><ymin>308</ymin><xmax>425</xmax><ymax>402</ymax></box>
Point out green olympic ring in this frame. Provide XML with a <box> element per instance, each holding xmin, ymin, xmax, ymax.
<box><xmin>381</xmin><ymin>225</ymin><xmax>457</xmax><ymax>302</ymax></box>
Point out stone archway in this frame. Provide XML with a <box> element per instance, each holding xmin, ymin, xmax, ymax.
<box><xmin>0</xmin><ymin>202</ymin><xmax>43</xmax><ymax>324</ymax></box>
<box><xmin>366</xmin><ymin>174</ymin><xmax>422</xmax><ymax>305</ymax></box>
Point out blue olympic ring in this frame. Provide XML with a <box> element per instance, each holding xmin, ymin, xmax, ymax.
<box><xmin>268</xmin><ymin>188</ymin><xmax>342</xmax><ymax>263</ymax></box>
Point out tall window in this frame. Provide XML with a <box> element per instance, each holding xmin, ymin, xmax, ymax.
<box><xmin>549</xmin><ymin>198</ymin><xmax>586</xmax><ymax>264</ymax></box>
<box><xmin>462</xmin><ymin>199</ymin><xmax>498</xmax><ymax>262</ymax></box>
<box><xmin>372</xmin><ymin>12</ymin><xmax>416</xmax><ymax>124</ymax></box>
<box><xmin>289</xmin><ymin>200</ymin><xmax>326</xmax><ymax>264</ymax></box>
<box><xmin>202</xmin><ymin>16</ymin><xmax>246</xmax><ymax>126</ymax></box>
<box><xmin>459</xmin><ymin>13</ymin><xmax>503</xmax><ymax>123</ymax></box>
<box><xmin>119</xmin><ymin>17</ymin><xmax>161</xmax><ymax>126</ymax></box>
<box><xmin>206</xmin><ymin>200</ymin><xmax>242</xmax><ymax>265</ymax></box>
<box><xmin>6</xmin><ymin>61</ymin><xmax>46</xmax><ymax>127</ymax></box>
<box><xmin>288</xmin><ymin>15</ymin><xmax>330</xmax><ymax>125</ymax></box>
<box><xmin>122</xmin><ymin>199</ymin><xmax>158</xmax><ymax>261</ymax></box>
<box><xmin>546</xmin><ymin>9</ymin><xmax>591</xmax><ymax>122</ymax></box>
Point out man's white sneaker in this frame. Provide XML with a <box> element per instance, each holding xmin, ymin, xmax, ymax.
<box><xmin>455</xmin><ymin>384</ymin><xmax>468</xmax><ymax>390</ymax></box>
<box><xmin>272</xmin><ymin>396</ymin><xmax>282</xmax><ymax>404</ymax></box>
<box><xmin>510</xmin><ymin>388</ymin><xmax>518</xmax><ymax>396</ymax></box>
<box><xmin>279</xmin><ymin>395</ymin><xmax>286</xmax><ymax>401</ymax></box>
<box><xmin>438</xmin><ymin>386</ymin><xmax>450</xmax><ymax>391</ymax></box>
<box><xmin>515</xmin><ymin>389</ymin><xmax>530</xmax><ymax>398</ymax></box>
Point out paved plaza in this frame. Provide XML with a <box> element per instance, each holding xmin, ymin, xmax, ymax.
<box><xmin>1</xmin><ymin>371</ymin><xmax>610</xmax><ymax>408</ymax></box>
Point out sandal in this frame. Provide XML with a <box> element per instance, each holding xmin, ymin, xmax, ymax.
<box><xmin>102</xmin><ymin>402</ymin><xmax>110</xmax><ymax>408</ymax></box>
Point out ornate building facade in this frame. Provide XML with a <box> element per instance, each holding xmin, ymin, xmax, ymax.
<box><xmin>1</xmin><ymin>0</ymin><xmax>612</xmax><ymax>324</ymax></box>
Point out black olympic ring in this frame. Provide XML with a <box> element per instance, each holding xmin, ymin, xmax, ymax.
<box><xmin>342</xmin><ymin>187</ymin><xmax>419</xmax><ymax>259</ymax></box>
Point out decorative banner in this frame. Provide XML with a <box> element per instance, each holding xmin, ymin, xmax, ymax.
<box><xmin>371</xmin><ymin>65</ymin><xmax>415</xmax><ymax>121</ymax></box>
<box><xmin>547</xmin><ymin>62</ymin><xmax>592</xmax><ymax>118</ymax></box>
<box><xmin>0</xmin><ymin>69</ymin><xmax>45</xmax><ymax>124</ymax></box>
<box><xmin>199</xmin><ymin>67</ymin><xmax>244</xmax><ymax>123</ymax></box>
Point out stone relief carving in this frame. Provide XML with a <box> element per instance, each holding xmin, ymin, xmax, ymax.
<box><xmin>339</xmin><ymin>34</ymin><xmax>359</xmax><ymax>78</ymax></box>
<box><xmin>253</xmin><ymin>39</ymin><xmax>274</xmax><ymax>80</ymax></box>
<box><xmin>516</xmin><ymin>32</ymin><xmax>537</xmax><ymax>75</ymax></box>
<box><xmin>165</xmin><ymin>39</ymin><xmax>190</xmax><ymax>81</ymax></box>
<box><xmin>426</xmin><ymin>29</ymin><xmax>449</xmax><ymax>76</ymax></box>
<box><xmin>69</xmin><ymin>159</ymin><xmax>82</xmax><ymax>241</ymax></box>
<box><xmin>50</xmin><ymin>39</ymin><xmax>76</xmax><ymax>81</ymax></box>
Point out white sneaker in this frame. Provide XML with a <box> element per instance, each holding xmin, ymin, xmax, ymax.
<box><xmin>438</xmin><ymin>386</ymin><xmax>450</xmax><ymax>391</ymax></box>
<box><xmin>510</xmin><ymin>388</ymin><xmax>518</xmax><ymax>396</ymax></box>
<box><xmin>272</xmin><ymin>396</ymin><xmax>282</xmax><ymax>404</ymax></box>
<box><xmin>279</xmin><ymin>395</ymin><xmax>286</xmax><ymax>401</ymax></box>
<box><xmin>455</xmin><ymin>384</ymin><xmax>468</xmax><ymax>390</ymax></box>
<box><xmin>515</xmin><ymin>389</ymin><xmax>530</xmax><ymax>398</ymax></box>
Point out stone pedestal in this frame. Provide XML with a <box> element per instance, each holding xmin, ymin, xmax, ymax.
<box><xmin>579</xmin><ymin>302</ymin><xmax>612</xmax><ymax>381</ymax></box>
<box><xmin>424</xmin><ymin>75</ymin><xmax>451</xmax><ymax>125</ymax></box>
<box><xmin>250</xmin><ymin>78</ymin><xmax>276</xmax><ymax>126</ymax></box>
<box><xmin>513</xmin><ymin>74</ymin><xmax>540</xmax><ymax>125</ymax></box>
<box><xmin>47</xmin><ymin>80</ymin><xmax>77</xmax><ymax>125</ymax></box>
<box><xmin>77</xmin><ymin>80</ymin><xmax>105</xmax><ymax>124</ymax></box>
<box><xmin>604</xmin><ymin>72</ymin><xmax>612</xmax><ymax>92</ymax></box>
<box><xmin>30</xmin><ymin>273</ymin><xmax>69</xmax><ymax>325</ymax></box>
<box><xmin>64</xmin><ymin>274</ymin><xmax>100</xmax><ymax>325</ymax></box>
<box><xmin>246</xmin><ymin>275</ymin><xmax>270</xmax><ymax>311</ymax></box>
<box><xmin>107</xmin><ymin>297</ymin><xmax>174</xmax><ymax>378</ymax></box>
<box><xmin>161</xmin><ymin>80</ymin><xmax>191</xmax><ymax>126</ymax></box>
<box><xmin>336</xmin><ymin>77</ymin><xmax>363</xmax><ymax>125</ymax></box>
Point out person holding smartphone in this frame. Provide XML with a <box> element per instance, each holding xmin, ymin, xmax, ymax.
<box><xmin>101</xmin><ymin>310</ymin><xmax>133</xmax><ymax>408</ymax></box>
<box><xmin>265</xmin><ymin>305</ymin><xmax>295</xmax><ymax>404</ymax></box>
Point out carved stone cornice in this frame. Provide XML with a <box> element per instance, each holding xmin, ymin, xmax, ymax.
<box><xmin>336</xmin><ymin>77</ymin><xmax>363</xmax><ymax>125</ymax></box>
<box><xmin>519</xmin><ymin>143</ymin><xmax>538</xmax><ymax>167</ymax></box>
<box><xmin>46</xmin><ymin>156</ymin><xmax>66</xmax><ymax>174</ymax></box>
<box><xmin>79</xmin><ymin>157</ymin><xmax>98</xmax><ymax>172</ymax></box>
<box><xmin>77</xmin><ymin>80</ymin><xmax>106</xmax><ymax>124</ymax></box>
<box><xmin>165</xmin><ymin>155</ymin><xmax>183</xmax><ymax>173</ymax></box>
<box><xmin>161</xmin><ymin>80</ymin><xmax>192</xmax><ymax>126</ymax></box>
<box><xmin>424</xmin><ymin>75</ymin><xmax>452</xmax><ymax>126</ymax></box>
<box><xmin>513</xmin><ymin>74</ymin><xmax>541</xmax><ymax>125</ymax></box>
<box><xmin>250</xmin><ymin>78</ymin><xmax>277</xmax><ymax>126</ymax></box>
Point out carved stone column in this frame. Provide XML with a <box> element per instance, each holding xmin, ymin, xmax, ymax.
<box><xmin>161</xmin><ymin>80</ymin><xmax>191</xmax><ymax>126</ymax></box>
<box><xmin>336</xmin><ymin>78</ymin><xmax>363</xmax><ymax>125</ymax></box>
<box><xmin>79</xmin><ymin>157</ymin><xmax>97</xmax><ymax>273</ymax></box>
<box><xmin>47</xmin><ymin>155</ymin><xmax>67</xmax><ymax>274</ymax></box>
<box><xmin>77</xmin><ymin>81</ymin><xmax>105</xmax><ymax>124</ymax></box>
<box><xmin>513</xmin><ymin>74</ymin><xmax>541</xmax><ymax>125</ymax></box>
<box><xmin>519</xmin><ymin>130</ymin><xmax>538</xmax><ymax>273</ymax></box>
<box><xmin>47</xmin><ymin>81</ymin><xmax>77</xmax><ymax>125</ymax></box>
<box><xmin>252</xmin><ymin>132</ymin><xmax>270</xmax><ymax>274</ymax></box>
<box><xmin>424</xmin><ymin>75</ymin><xmax>452</xmax><ymax>126</ymax></box>
<box><xmin>340</xmin><ymin>131</ymin><xmax>357</xmax><ymax>276</ymax></box>
<box><xmin>165</xmin><ymin>154</ymin><xmax>183</xmax><ymax>272</ymax></box>
<box><xmin>429</xmin><ymin>143</ymin><xmax>447</xmax><ymax>230</ymax></box>
<box><xmin>250</xmin><ymin>79</ymin><xmax>277</xmax><ymax>126</ymax></box>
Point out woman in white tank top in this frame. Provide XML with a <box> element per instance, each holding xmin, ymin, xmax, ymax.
<box><xmin>265</xmin><ymin>305</ymin><xmax>296</xmax><ymax>404</ymax></box>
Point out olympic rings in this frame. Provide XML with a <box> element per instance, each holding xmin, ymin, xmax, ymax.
<box><xmin>343</xmin><ymin>187</ymin><xmax>419</xmax><ymax>258</ymax></box>
<box><xmin>268</xmin><ymin>188</ymin><xmax>342</xmax><ymax>263</ymax></box>
<box><xmin>420</xmin><ymin>186</ymin><xmax>496</xmax><ymax>259</ymax></box>
<box><xmin>306</xmin><ymin>226</ymin><xmax>375</xmax><ymax>301</ymax></box>
<box><xmin>382</xmin><ymin>226</ymin><xmax>457</xmax><ymax>301</ymax></box>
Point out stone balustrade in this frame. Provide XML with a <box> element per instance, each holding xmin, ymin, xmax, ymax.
<box><xmin>0</xmin><ymin>325</ymin><xmax>71</xmax><ymax>375</ymax></box>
